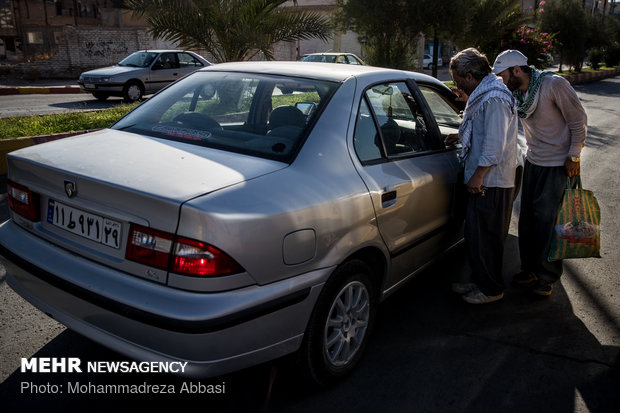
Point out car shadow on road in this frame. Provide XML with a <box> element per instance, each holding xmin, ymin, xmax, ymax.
<box><xmin>48</xmin><ymin>99</ymin><xmax>127</xmax><ymax>111</ymax></box>
<box><xmin>1</xmin><ymin>235</ymin><xmax>618</xmax><ymax>412</ymax></box>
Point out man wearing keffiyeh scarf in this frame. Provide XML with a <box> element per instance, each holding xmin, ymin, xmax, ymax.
<box><xmin>448</xmin><ymin>48</ymin><xmax>519</xmax><ymax>305</ymax></box>
<box><xmin>492</xmin><ymin>49</ymin><xmax>587</xmax><ymax>298</ymax></box>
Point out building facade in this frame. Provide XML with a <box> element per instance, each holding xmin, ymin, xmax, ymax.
<box><xmin>0</xmin><ymin>0</ymin><xmax>177</xmax><ymax>79</ymax></box>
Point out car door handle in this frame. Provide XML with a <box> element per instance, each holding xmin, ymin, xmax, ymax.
<box><xmin>381</xmin><ymin>190</ymin><xmax>397</xmax><ymax>208</ymax></box>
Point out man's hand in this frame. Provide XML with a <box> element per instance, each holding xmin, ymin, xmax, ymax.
<box><xmin>466</xmin><ymin>166</ymin><xmax>491</xmax><ymax>194</ymax></box>
<box><xmin>445</xmin><ymin>133</ymin><xmax>459</xmax><ymax>146</ymax></box>
<box><xmin>450</xmin><ymin>86</ymin><xmax>469</xmax><ymax>103</ymax></box>
<box><xmin>565</xmin><ymin>158</ymin><xmax>580</xmax><ymax>177</ymax></box>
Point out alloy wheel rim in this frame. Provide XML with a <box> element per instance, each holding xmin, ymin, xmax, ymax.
<box><xmin>323</xmin><ymin>280</ymin><xmax>370</xmax><ymax>367</ymax></box>
<box><xmin>127</xmin><ymin>85</ymin><xmax>141</xmax><ymax>101</ymax></box>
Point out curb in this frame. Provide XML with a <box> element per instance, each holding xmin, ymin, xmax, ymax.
<box><xmin>0</xmin><ymin>85</ymin><xmax>83</xmax><ymax>95</ymax></box>
<box><xmin>560</xmin><ymin>67</ymin><xmax>620</xmax><ymax>85</ymax></box>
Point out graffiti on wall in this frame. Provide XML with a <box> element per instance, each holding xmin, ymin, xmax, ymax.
<box><xmin>83</xmin><ymin>40</ymin><xmax>130</xmax><ymax>60</ymax></box>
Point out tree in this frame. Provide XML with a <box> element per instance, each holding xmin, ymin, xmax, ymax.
<box><xmin>540</xmin><ymin>0</ymin><xmax>589</xmax><ymax>71</ymax></box>
<box><xmin>456</xmin><ymin>0</ymin><xmax>527</xmax><ymax>64</ymax></box>
<box><xmin>335</xmin><ymin>0</ymin><xmax>467</xmax><ymax>71</ymax></box>
<box><xmin>424</xmin><ymin>0</ymin><xmax>468</xmax><ymax>77</ymax></box>
<box><xmin>125</xmin><ymin>0</ymin><xmax>332</xmax><ymax>62</ymax></box>
<box><xmin>335</xmin><ymin>0</ymin><xmax>424</xmax><ymax>69</ymax></box>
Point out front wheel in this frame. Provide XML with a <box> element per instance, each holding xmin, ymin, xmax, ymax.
<box><xmin>300</xmin><ymin>260</ymin><xmax>377</xmax><ymax>386</ymax></box>
<box><xmin>123</xmin><ymin>81</ymin><xmax>143</xmax><ymax>103</ymax></box>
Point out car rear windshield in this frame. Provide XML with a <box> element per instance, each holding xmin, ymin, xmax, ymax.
<box><xmin>112</xmin><ymin>71</ymin><xmax>340</xmax><ymax>162</ymax></box>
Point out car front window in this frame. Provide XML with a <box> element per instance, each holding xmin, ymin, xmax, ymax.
<box><xmin>354</xmin><ymin>81</ymin><xmax>439</xmax><ymax>162</ymax></box>
<box><xmin>112</xmin><ymin>71</ymin><xmax>339</xmax><ymax>162</ymax></box>
<box><xmin>179</xmin><ymin>53</ymin><xmax>204</xmax><ymax>68</ymax></box>
<box><xmin>118</xmin><ymin>52</ymin><xmax>159</xmax><ymax>68</ymax></box>
<box><xmin>418</xmin><ymin>85</ymin><xmax>462</xmax><ymax>137</ymax></box>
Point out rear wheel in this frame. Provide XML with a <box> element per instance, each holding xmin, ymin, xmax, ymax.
<box><xmin>123</xmin><ymin>81</ymin><xmax>143</xmax><ymax>103</ymax></box>
<box><xmin>300</xmin><ymin>260</ymin><xmax>377</xmax><ymax>386</ymax></box>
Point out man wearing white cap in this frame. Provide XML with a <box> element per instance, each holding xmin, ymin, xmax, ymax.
<box><xmin>491</xmin><ymin>49</ymin><xmax>587</xmax><ymax>297</ymax></box>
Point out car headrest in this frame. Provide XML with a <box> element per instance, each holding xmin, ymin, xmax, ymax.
<box><xmin>269</xmin><ymin>106</ymin><xmax>306</xmax><ymax>130</ymax></box>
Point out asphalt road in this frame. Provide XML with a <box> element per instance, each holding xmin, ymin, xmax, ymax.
<box><xmin>0</xmin><ymin>78</ymin><xmax>618</xmax><ymax>412</ymax></box>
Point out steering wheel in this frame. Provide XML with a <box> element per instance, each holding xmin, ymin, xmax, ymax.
<box><xmin>173</xmin><ymin>112</ymin><xmax>222</xmax><ymax>130</ymax></box>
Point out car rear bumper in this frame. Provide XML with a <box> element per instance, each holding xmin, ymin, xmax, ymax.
<box><xmin>0</xmin><ymin>220</ymin><xmax>329</xmax><ymax>378</ymax></box>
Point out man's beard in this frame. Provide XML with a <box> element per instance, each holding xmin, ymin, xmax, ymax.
<box><xmin>506</xmin><ymin>72</ymin><xmax>523</xmax><ymax>92</ymax></box>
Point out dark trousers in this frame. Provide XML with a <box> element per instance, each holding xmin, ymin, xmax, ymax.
<box><xmin>519</xmin><ymin>160</ymin><xmax>577</xmax><ymax>283</ymax></box>
<box><xmin>465</xmin><ymin>187</ymin><xmax>514</xmax><ymax>296</ymax></box>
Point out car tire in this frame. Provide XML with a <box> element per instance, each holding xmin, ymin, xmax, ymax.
<box><xmin>123</xmin><ymin>81</ymin><xmax>144</xmax><ymax>103</ymax></box>
<box><xmin>299</xmin><ymin>259</ymin><xmax>377</xmax><ymax>386</ymax></box>
<box><xmin>92</xmin><ymin>92</ymin><xmax>109</xmax><ymax>101</ymax></box>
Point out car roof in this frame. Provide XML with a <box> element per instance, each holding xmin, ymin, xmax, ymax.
<box><xmin>132</xmin><ymin>50</ymin><xmax>200</xmax><ymax>54</ymax></box>
<box><xmin>304</xmin><ymin>52</ymin><xmax>358</xmax><ymax>56</ymax></box>
<box><xmin>202</xmin><ymin>61</ymin><xmax>446</xmax><ymax>87</ymax></box>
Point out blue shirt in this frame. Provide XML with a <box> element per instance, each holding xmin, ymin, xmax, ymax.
<box><xmin>464</xmin><ymin>97</ymin><xmax>518</xmax><ymax>188</ymax></box>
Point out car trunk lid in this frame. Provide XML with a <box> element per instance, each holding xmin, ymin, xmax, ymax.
<box><xmin>6</xmin><ymin>129</ymin><xmax>286</xmax><ymax>282</ymax></box>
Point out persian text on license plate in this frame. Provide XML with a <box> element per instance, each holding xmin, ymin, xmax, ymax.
<box><xmin>47</xmin><ymin>200</ymin><xmax>122</xmax><ymax>249</ymax></box>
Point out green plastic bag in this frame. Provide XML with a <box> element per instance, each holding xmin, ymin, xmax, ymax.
<box><xmin>548</xmin><ymin>176</ymin><xmax>601</xmax><ymax>261</ymax></box>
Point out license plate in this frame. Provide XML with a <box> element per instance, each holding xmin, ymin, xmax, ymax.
<box><xmin>47</xmin><ymin>200</ymin><xmax>122</xmax><ymax>249</ymax></box>
<box><xmin>85</xmin><ymin>83</ymin><xmax>95</xmax><ymax>88</ymax></box>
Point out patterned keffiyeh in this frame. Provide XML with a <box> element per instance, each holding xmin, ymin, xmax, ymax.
<box><xmin>513</xmin><ymin>67</ymin><xmax>553</xmax><ymax>119</ymax></box>
<box><xmin>459</xmin><ymin>73</ymin><xmax>516</xmax><ymax>160</ymax></box>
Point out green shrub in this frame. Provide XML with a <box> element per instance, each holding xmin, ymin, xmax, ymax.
<box><xmin>604</xmin><ymin>42</ymin><xmax>620</xmax><ymax>67</ymax></box>
<box><xmin>588</xmin><ymin>48</ymin><xmax>604</xmax><ymax>70</ymax></box>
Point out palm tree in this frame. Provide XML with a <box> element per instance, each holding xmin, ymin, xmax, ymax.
<box><xmin>126</xmin><ymin>0</ymin><xmax>333</xmax><ymax>62</ymax></box>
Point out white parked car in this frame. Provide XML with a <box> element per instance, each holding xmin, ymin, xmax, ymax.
<box><xmin>78</xmin><ymin>50</ymin><xmax>210</xmax><ymax>102</ymax></box>
<box><xmin>423</xmin><ymin>53</ymin><xmax>443</xmax><ymax>69</ymax></box>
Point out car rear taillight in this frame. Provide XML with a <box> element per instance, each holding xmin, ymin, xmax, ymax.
<box><xmin>172</xmin><ymin>237</ymin><xmax>244</xmax><ymax>276</ymax></box>
<box><xmin>126</xmin><ymin>224</ymin><xmax>244</xmax><ymax>277</ymax></box>
<box><xmin>7</xmin><ymin>180</ymin><xmax>40</xmax><ymax>222</ymax></box>
<box><xmin>126</xmin><ymin>224</ymin><xmax>174</xmax><ymax>270</ymax></box>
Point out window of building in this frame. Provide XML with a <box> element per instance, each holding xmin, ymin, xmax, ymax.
<box><xmin>26</xmin><ymin>32</ymin><xmax>45</xmax><ymax>45</ymax></box>
<box><xmin>0</xmin><ymin>0</ymin><xmax>14</xmax><ymax>28</ymax></box>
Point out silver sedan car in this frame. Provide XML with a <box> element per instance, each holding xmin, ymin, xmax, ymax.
<box><xmin>78</xmin><ymin>50</ymin><xmax>210</xmax><ymax>102</ymax></box>
<box><xmin>1</xmin><ymin>62</ymin><xmax>467</xmax><ymax>385</ymax></box>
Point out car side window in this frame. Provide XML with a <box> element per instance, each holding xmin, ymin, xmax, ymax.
<box><xmin>346</xmin><ymin>55</ymin><xmax>360</xmax><ymax>65</ymax></box>
<box><xmin>363</xmin><ymin>82</ymin><xmax>432</xmax><ymax>157</ymax></box>
<box><xmin>155</xmin><ymin>53</ymin><xmax>179</xmax><ymax>70</ymax></box>
<box><xmin>178</xmin><ymin>53</ymin><xmax>204</xmax><ymax>68</ymax></box>
<box><xmin>353</xmin><ymin>99</ymin><xmax>383</xmax><ymax>163</ymax></box>
<box><xmin>418</xmin><ymin>86</ymin><xmax>463</xmax><ymax>139</ymax></box>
